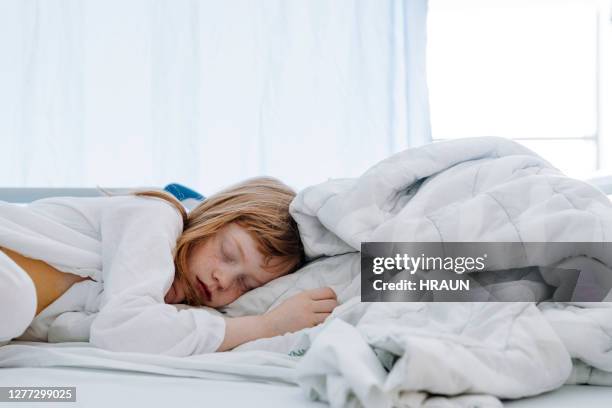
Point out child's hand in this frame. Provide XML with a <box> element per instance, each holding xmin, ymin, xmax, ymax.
<box><xmin>264</xmin><ymin>287</ymin><xmax>338</xmax><ymax>336</ymax></box>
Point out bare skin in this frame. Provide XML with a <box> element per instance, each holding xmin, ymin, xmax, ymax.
<box><xmin>0</xmin><ymin>247</ymin><xmax>90</xmax><ymax>315</ymax></box>
<box><xmin>218</xmin><ymin>287</ymin><xmax>338</xmax><ymax>351</ymax></box>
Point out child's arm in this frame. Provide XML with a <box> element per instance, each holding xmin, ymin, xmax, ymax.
<box><xmin>91</xmin><ymin>197</ymin><xmax>227</xmax><ymax>355</ymax></box>
<box><xmin>217</xmin><ymin>287</ymin><xmax>337</xmax><ymax>351</ymax></box>
<box><xmin>91</xmin><ymin>196</ymin><xmax>337</xmax><ymax>355</ymax></box>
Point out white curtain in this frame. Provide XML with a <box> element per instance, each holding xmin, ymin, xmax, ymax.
<box><xmin>0</xmin><ymin>0</ymin><xmax>430</xmax><ymax>193</ymax></box>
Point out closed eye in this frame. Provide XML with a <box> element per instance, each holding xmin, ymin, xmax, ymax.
<box><xmin>221</xmin><ymin>243</ymin><xmax>235</xmax><ymax>263</ymax></box>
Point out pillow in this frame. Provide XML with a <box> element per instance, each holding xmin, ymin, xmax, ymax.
<box><xmin>221</xmin><ymin>253</ymin><xmax>361</xmax><ymax>317</ymax></box>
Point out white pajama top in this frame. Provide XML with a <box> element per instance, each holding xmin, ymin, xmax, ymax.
<box><xmin>0</xmin><ymin>195</ymin><xmax>226</xmax><ymax>356</ymax></box>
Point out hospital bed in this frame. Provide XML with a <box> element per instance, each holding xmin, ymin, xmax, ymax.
<box><xmin>1</xmin><ymin>186</ymin><xmax>612</xmax><ymax>408</ymax></box>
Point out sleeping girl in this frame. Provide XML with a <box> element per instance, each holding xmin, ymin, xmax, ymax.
<box><xmin>0</xmin><ymin>177</ymin><xmax>338</xmax><ymax>354</ymax></box>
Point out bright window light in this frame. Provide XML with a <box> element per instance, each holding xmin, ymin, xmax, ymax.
<box><xmin>427</xmin><ymin>0</ymin><xmax>601</xmax><ymax>178</ymax></box>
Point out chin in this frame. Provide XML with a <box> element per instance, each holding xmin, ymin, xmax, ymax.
<box><xmin>209</xmin><ymin>299</ymin><xmax>232</xmax><ymax>308</ymax></box>
<box><xmin>208</xmin><ymin>301</ymin><xmax>225</xmax><ymax>308</ymax></box>
<box><xmin>200</xmin><ymin>298</ymin><xmax>220</xmax><ymax>308</ymax></box>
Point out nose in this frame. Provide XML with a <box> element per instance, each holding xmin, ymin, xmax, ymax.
<box><xmin>212</xmin><ymin>268</ymin><xmax>233</xmax><ymax>291</ymax></box>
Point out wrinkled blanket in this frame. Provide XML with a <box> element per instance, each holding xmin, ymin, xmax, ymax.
<box><xmin>287</xmin><ymin>137</ymin><xmax>612</xmax><ymax>408</ymax></box>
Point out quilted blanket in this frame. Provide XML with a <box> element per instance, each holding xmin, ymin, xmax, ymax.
<box><xmin>287</xmin><ymin>137</ymin><xmax>612</xmax><ymax>408</ymax></box>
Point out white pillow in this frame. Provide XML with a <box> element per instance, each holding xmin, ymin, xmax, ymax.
<box><xmin>220</xmin><ymin>253</ymin><xmax>361</xmax><ymax>317</ymax></box>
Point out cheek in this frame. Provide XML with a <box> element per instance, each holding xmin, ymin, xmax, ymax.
<box><xmin>215</xmin><ymin>287</ymin><xmax>243</xmax><ymax>307</ymax></box>
<box><xmin>187</xmin><ymin>251</ymin><xmax>215</xmax><ymax>278</ymax></box>
<box><xmin>189</xmin><ymin>242</ymin><xmax>218</xmax><ymax>274</ymax></box>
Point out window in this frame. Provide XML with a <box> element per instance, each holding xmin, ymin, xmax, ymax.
<box><xmin>427</xmin><ymin>0</ymin><xmax>611</xmax><ymax>178</ymax></box>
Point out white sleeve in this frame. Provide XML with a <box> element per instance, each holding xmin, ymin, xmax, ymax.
<box><xmin>89</xmin><ymin>196</ymin><xmax>226</xmax><ymax>356</ymax></box>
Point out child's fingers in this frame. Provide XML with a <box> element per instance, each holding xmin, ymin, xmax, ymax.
<box><xmin>308</xmin><ymin>287</ymin><xmax>337</xmax><ymax>300</ymax></box>
<box><xmin>313</xmin><ymin>298</ymin><xmax>338</xmax><ymax>313</ymax></box>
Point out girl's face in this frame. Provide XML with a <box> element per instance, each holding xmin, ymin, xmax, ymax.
<box><xmin>164</xmin><ymin>223</ymin><xmax>289</xmax><ymax>307</ymax></box>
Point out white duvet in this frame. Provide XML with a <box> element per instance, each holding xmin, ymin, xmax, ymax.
<box><xmin>279</xmin><ymin>137</ymin><xmax>612</xmax><ymax>407</ymax></box>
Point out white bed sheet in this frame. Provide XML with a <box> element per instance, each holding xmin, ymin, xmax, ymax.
<box><xmin>0</xmin><ymin>341</ymin><xmax>325</xmax><ymax>407</ymax></box>
<box><xmin>2</xmin><ymin>367</ymin><xmax>611</xmax><ymax>408</ymax></box>
<box><xmin>0</xmin><ymin>366</ymin><xmax>324</xmax><ymax>408</ymax></box>
<box><xmin>0</xmin><ymin>341</ymin><xmax>299</xmax><ymax>384</ymax></box>
<box><xmin>2</xmin><ymin>341</ymin><xmax>612</xmax><ymax>407</ymax></box>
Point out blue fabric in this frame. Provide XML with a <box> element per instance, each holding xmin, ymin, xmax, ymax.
<box><xmin>163</xmin><ymin>183</ymin><xmax>205</xmax><ymax>202</ymax></box>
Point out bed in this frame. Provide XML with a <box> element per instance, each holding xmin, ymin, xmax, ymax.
<box><xmin>2</xmin><ymin>173</ymin><xmax>612</xmax><ymax>408</ymax></box>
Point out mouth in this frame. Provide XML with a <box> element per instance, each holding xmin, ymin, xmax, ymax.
<box><xmin>195</xmin><ymin>277</ymin><xmax>212</xmax><ymax>303</ymax></box>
